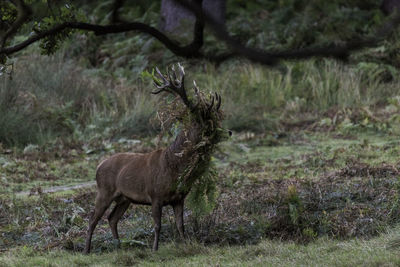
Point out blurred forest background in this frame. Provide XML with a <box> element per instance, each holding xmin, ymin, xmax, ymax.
<box><xmin>2</xmin><ymin>0</ymin><xmax>400</xmax><ymax>265</ymax></box>
<box><xmin>1</xmin><ymin>0</ymin><xmax>400</xmax><ymax>146</ymax></box>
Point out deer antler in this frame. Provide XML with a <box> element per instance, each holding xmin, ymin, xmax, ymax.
<box><xmin>207</xmin><ymin>94</ymin><xmax>214</xmax><ymax>111</ymax></box>
<box><xmin>216</xmin><ymin>92</ymin><xmax>221</xmax><ymax>111</ymax></box>
<box><xmin>152</xmin><ymin>63</ymin><xmax>195</xmax><ymax>111</ymax></box>
<box><xmin>151</xmin><ymin>64</ymin><xmax>222</xmax><ymax>114</ymax></box>
<box><xmin>204</xmin><ymin>91</ymin><xmax>223</xmax><ymax>114</ymax></box>
<box><xmin>193</xmin><ymin>80</ymin><xmax>220</xmax><ymax>113</ymax></box>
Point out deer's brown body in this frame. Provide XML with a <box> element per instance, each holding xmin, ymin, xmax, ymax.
<box><xmin>84</xmin><ymin>65</ymin><xmax>229</xmax><ymax>254</ymax></box>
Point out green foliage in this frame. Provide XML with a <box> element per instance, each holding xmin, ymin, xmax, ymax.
<box><xmin>0</xmin><ymin>77</ymin><xmax>41</xmax><ymax>146</ymax></box>
<box><xmin>0</xmin><ymin>108</ymin><xmax>40</xmax><ymax>146</ymax></box>
<box><xmin>227</xmin><ymin>0</ymin><xmax>383</xmax><ymax>51</ymax></box>
<box><xmin>142</xmin><ymin>68</ymin><xmax>161</xmax><ymax>85</ymax></box>
<box><xmin>35</xmin><ymin>4</ymin><xmax>86</xmax><ymax>55</ymax></box>
<box><xmin>0</xmin><ymin>54</ymin><xmax>164</xmax><ymax>146</ymax></box>
<box><xmin>186</xmin><ymin>161</ymin><xmax>218</xmax><ymax>217</ymax></box>
<box><xmin>193</xmin><ymin>60</ymin><xmax>400</xmax><ymax>133</ymax></box>
<box><xmin>117</xmin><ymin>108</ymin><xmax>156</xmax><ymax>137</ymax></box>
<box><xmin>286</xmin><ymin>185</ymin><xmax>303</xmax><ymax>226</ymax></box>
<box><xmin>0</xmin><ymin>2</ymin><xmax>16</xmax><ymax>23</ymax></box>
<box><xmin>356</xmin><ymin>62</ymin><xmax>399</xmax><ymax>83</ymax></box>
<box><xmin>4</xmin><ymin>51</ymin><xmax>400</xmax><ymax>147</ymax></box>
<box><xmin>0</xmin><ymin>2</ymin><xmax>17</xmax><ymax>63</ymax></box>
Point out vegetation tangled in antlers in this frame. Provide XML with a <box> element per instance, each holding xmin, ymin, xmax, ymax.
<box><xmin>151</xmin><ymin>63</ymin><xmax>224</xmax><ymax>216</ymax></box>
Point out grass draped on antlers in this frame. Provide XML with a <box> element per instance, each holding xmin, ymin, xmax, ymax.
<box><xmin>155</xmin><ymin>88</ymin><xmax>222</xmax><ymax>216</ymax></box>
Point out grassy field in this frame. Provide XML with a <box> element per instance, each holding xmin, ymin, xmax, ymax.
<box><xmin>2</xmin><ymin>232</ymin><xmax>400</xmax><ymax>266</ymax></box>
<box><xmin>2</xmin><ymin>128</ymin><xmax>400</xmax><ymax>266</ymax></box>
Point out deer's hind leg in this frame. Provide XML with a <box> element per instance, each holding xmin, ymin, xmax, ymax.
<box><xmin>84</xmin><ymin>191</ymin><xmax>115</xmax><ymax>254</ymax></box>
<box><xmin>108</xmin><ymin>197</ymin><xmax>130</xmax><ymax>242</ymax></box>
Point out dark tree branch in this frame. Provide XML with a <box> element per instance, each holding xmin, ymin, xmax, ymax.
<box><xmin>0</xmin><ymin>0</ymin><xmax>207</xmax><ymax>60</ymax></box>
<box><xmin>0</xmin><ymin>21</ymin><xmax>205</xmax><ymax>59</ymax></box>
<box><xmin>181</xmin><ymin>0</ymin><xmax>204</xmax><ymax>52</ymax></box>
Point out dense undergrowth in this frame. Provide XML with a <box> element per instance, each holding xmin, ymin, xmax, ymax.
<box><xmin>2</xmin><ymin>53</ymin><xmax>400</xmax><ymax>148</ymax></box>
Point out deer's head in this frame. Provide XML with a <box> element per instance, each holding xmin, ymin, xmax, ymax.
<box><xmin>152</xmin><ymin>64</ymin><xmax>231</xmax><ymax>147</ymax></box>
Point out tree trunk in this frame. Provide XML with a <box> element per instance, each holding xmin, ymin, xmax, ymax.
<box><xmin>381</xmin><ymin>0</ymin><xmax>400</xmax><ymax>15</ymax></box>
<box><xmin>160</xmin><ymin>0</ymin><xmax>226</xmax><ymax>33</ymax></box>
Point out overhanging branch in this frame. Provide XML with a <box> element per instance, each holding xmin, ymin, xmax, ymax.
<box><xmin>0</xmin><ymin>0</ymin><xmax>207</xmax><ymax>60</ymax></box>
<box><xmin>0</xmin><ymin>21</ymin><xmax>204</xmax><ymax>58</ymax></box>
<box><xmin>1</xmin><ymin>1</ymin><xmax>400</xmax><ymax>66</ymax></box>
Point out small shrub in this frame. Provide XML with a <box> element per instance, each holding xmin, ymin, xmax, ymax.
<box><xmin>0</xmin><ymin>108</ymin><xmax>40</xmax><ymax>146</ymax></box>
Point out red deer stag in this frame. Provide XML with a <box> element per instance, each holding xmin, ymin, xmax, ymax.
<box><xmin>84</xmin><ymin>64</ymin><xmax>230</xmax><ymax>254</ymax></box>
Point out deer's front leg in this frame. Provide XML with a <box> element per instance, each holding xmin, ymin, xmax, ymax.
<box><xmin>151</xmin><ymin>202</ymin><xmax>162</xmax><ymax>251</ymax></box>
<box><xmin>173</xmin><ymin>201</ymin><xmax>185</xmax><ymax>240</ymax></box>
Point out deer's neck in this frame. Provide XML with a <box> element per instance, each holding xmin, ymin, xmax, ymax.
<box><xmin>166</xmin><ymin>124</ymin><xmax>210</xmax><ymax>171</ymax></box>
<box><xmin>165</xmin><ymin>125</ymin><xmax>215</xmax><ymax>194</ymax></box>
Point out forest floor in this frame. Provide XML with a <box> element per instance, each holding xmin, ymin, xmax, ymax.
<box><xmin>2</xmin><ymin>127</ymin><xmax>400</xmax><ymax>266</ymax></box>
